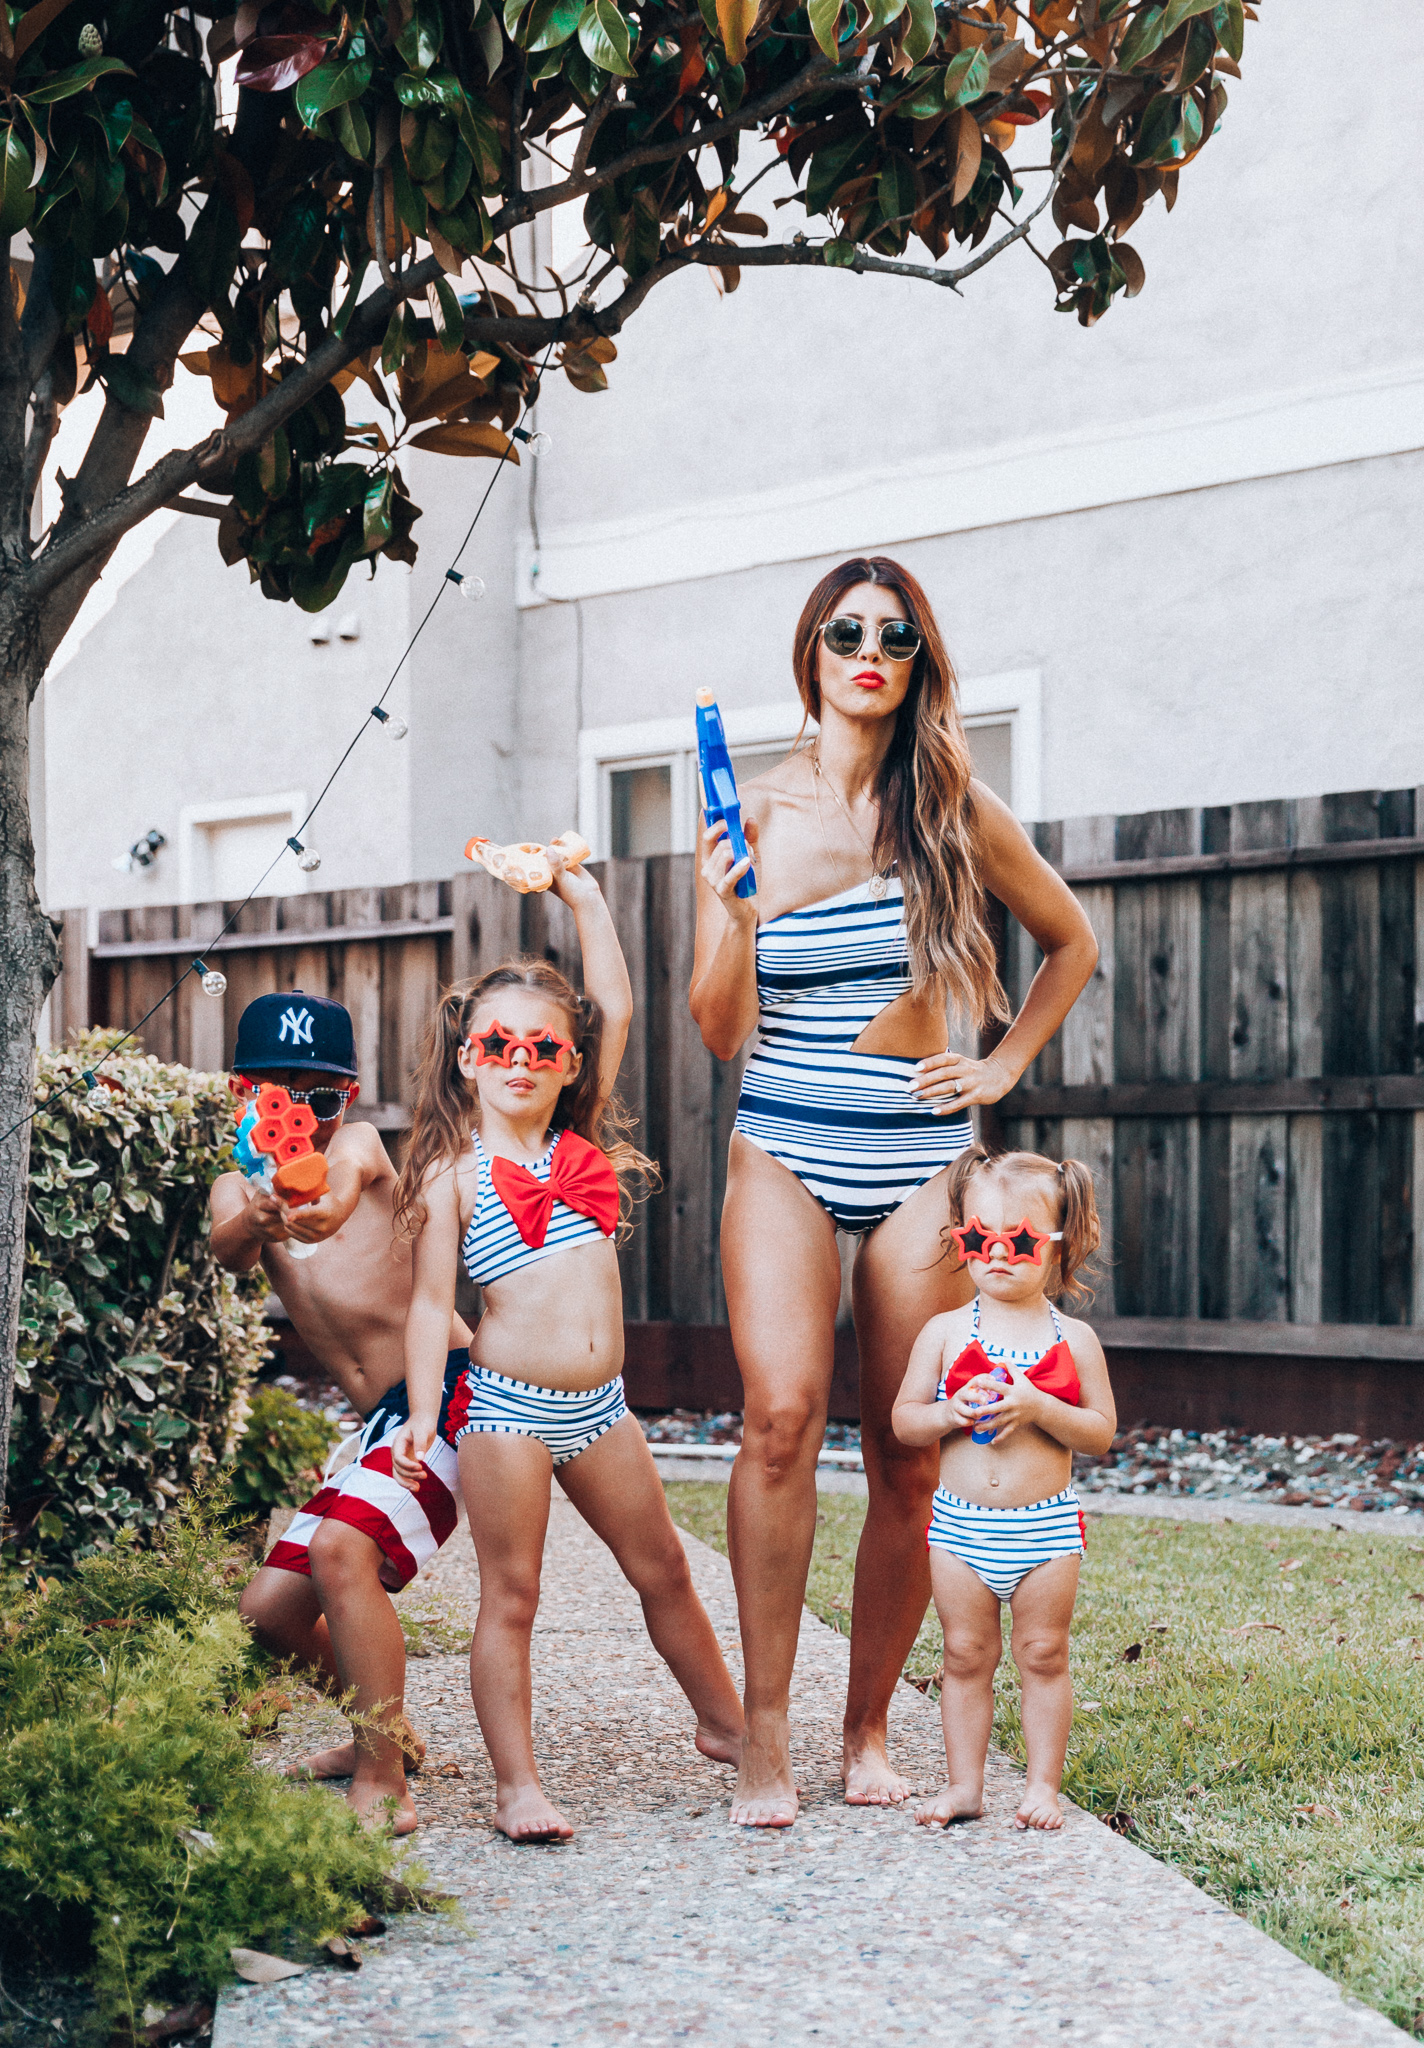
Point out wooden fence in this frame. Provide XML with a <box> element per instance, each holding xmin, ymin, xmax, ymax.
<box><xmin>56</xmin><ymin>782</ymin><xmax>1424</xmax><ymax>1436</ymax></box>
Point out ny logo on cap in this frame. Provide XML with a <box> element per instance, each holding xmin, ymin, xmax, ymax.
<box><xmin>279</xmin><ymin>1006</ymin><xmax>314</xmax><ymax>1046</ymax></box>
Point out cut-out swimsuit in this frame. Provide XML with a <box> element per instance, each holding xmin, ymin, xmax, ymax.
<box><xmin>448</xmin><ymin>1129</ymin><xmax>629</xmax><ymax>1464</ymax></box>
<box><xmin>926</xmin><ymin>1299</ymin><xmax>1086</xmax><ymax>1600</ymax></box>
<box><xmin>733</xmin><ymin>876</ymin><xmax>973</xmax><ymax>1234</ymax></box>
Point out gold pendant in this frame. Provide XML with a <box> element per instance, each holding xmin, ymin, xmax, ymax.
<box><xmin>868</xmin><ymin>873</ymin><xmax>888</xmax><ymax>900</ymax></box>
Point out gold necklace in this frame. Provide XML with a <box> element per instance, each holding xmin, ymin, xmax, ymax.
<box><xmin>811</xmin><ymin>746</ymin><xmax>889</xmax><ymax>900</ymax></box>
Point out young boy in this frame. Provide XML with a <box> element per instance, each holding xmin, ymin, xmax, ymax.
<box><xmin>212</xmin><ymin>990</ymin><xmax>471</xmax><ymax>1835</ymax></box>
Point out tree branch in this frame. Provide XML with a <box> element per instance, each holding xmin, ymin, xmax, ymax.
<box><xmin>490</xmin><ymin>50</ymin><xmax>838</xmax><ymax>235</ymax></box>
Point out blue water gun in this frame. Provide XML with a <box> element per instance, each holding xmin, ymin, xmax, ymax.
<box><xmin>970</xmin><ymin>1367</ymin><xmax>1012</xmax><ymax>1445</ymax></box>
<box><xmin>695</xmin><ymin>690</ymin><xmax>755</xmax><ymax>900</ymax></box>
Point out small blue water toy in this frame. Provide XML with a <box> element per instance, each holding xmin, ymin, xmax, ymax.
<box><xmin>970</xmin><ymin>1367</ymin><xmax>1012</xmax><ymax>1446</ymax></box>
<box><xmin>695</xmin><ymin>689</ymin><xmax>755</xmax><ymax>899</ymax></box>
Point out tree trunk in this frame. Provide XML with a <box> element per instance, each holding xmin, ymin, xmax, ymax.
<box><xmin>0</xmin><ymin>589</ymin><xmax>61</xmax><ymax>1522</ymax></box>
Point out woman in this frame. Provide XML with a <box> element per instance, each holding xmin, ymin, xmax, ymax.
<box><xmin>691</xmin><ymin>556</ymin><xmax>1097</xmax><ymax>1828</ymax></box>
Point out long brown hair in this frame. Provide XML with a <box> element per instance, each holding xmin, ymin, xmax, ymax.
<box><xmin>941</xmin><ymin>1144</ymin><xmax>1101</xmax><ymax>1307</ymax></box>
<box><xmin>792</xmin><ymin>556</ymin><xmax>1007</xmax><ymax>1027</ymax></box>
<box><xmin>393</xmin><ymin>959</ymin><xmax>655</xmax><ymax>1237</ymax></box>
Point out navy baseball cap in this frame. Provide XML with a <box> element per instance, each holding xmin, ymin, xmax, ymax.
<box><xmin>232</xmin><ymin>991</ymin><xmax>358</xmax><ymax>1078</ymax></box>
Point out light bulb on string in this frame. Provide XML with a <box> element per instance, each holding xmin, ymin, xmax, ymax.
<box><xmin>445</xmin><ymin>569</ymin><xmax>485</xmax><ymax>602</ymax></box>
<box><xmin>287</xmin><ymin>835</ymin><xmax>322</xmax><ymax>874</ymax></box>
<box><xmin>370</xmin><ymin>706</ymin><xmax>408</xmax><ymax>741</ymax></box>
<box><xmin>512</xmin><ymin>427</ymin><xmax>552</xmax><ymax>457</ymax></box>
<box><xmin>192</xmin><ymin>956</ymin><xmax>227</xmax><ymax>997</ymax></box>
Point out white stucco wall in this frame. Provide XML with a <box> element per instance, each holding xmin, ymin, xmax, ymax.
<box><xmin>513</xmin><ymin>0</ymin><xmax>1424</xmax><ymax>827</ymax></box>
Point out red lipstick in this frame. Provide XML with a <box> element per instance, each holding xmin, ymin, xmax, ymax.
<box><xmin>853</xmin><ymin>670</ymin><xmax>885</xmax><ymax>689</ymax></box>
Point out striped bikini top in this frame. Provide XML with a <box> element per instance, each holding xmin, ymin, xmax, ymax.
<box><xmin>938</xmin><ymin>1297</ymin><xmax>1081</xmax><ymax>1407</ymax></box>
<box><xmin>753</xmin><ymin>877</ymin><xmax>911</xmax><ymax>1053</ymax></box>
<box><xmin>461</xmin><ymin>1130</ymin><xmax>615</xmax><ymax>1287</ymax></box>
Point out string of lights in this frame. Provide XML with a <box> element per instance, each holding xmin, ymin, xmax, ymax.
<box><xmin>1</xmin><ymin>347</ymin><xmax>556</xmax><ymax>1151</ymax></box>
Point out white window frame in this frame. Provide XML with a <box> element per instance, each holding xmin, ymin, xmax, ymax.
<box><xmin>577</xmin><ymin>669</ymin><xmax>1042</xmax><ymax>858</ymax></box>
<box><xmin>178</xmin><ymin>789</ymin><xmax>310</xmax><ymax>904</ymax></box>
<box><xmin>578</xmin><ymin>703</ymin><xmax>814</xmax><ymax>859</ymax></box>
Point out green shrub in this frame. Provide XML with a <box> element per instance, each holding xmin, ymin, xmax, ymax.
<box><xmin>0</xmin><ymin>1490</ymin><xmax>416</xmax><ymax>2032</ymax></box>
<box><xmin>228</xmin><ymin>1385</ymin><xmax>339</xmax><ymax>1519</ymax></box>
<box><xmin>11</xmin><ymin>1032</ymin><xmax>272</xmax><ymax>1571</ymax></box>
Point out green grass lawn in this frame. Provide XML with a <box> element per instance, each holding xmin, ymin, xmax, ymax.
<box><xmin>665</xmin><ymin>1481</ymin><xmax>1424</xmax><ymax>2036</ymax></box>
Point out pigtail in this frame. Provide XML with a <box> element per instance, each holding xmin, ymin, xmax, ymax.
<box><xmin>394</xmin><ymin>982</ymin><xmax>482</xmax><ymax>1237</ymax></box>
<box><xmin>1053</xmin><ymin>1157</ymin><xmax>1101</xmax><ymax>1308</ymax></box>
<box><xmin>938</xmin><ymin>1142</ymin><xmax>994</xmax><ymax>1264</ymax></box>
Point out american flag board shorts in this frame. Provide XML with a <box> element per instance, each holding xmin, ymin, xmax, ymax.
<box><xmin>266</xmin><ymin>1349</ymin><xmax>468</xmax><ymax>1592</ymax></box>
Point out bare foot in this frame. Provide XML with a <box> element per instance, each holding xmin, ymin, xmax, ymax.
<box><xmin>285</xmin><ymin>1721</ymin><xmax>425</xmax><ymax>1782</ymax></box>
<box><xmin>842</xmin><ymin>1737</ymin><xmax>912</xmax><ymax>1807</ymax></box>
<box><xmin>348</xmin><ymin>1777</ymin><xmax>418</xmax><ymax>1837</ymax></box>
<box><xmin>495</xmin><ymin>1783</ymin><xmax>574</xmax><ymax>1843</ymax></box>
<box><xmin>695</xmin><ymin>1720</ymin><xmax>742</xmax><ymax>1768</ymax></box>
<box><xmin>1014</xmin><ymin>1783</ymin><xmax>1064</xmax><ymax>1831</ymax></box>
<box><xmin>287</xmin><ymin>1739</ymin><xmax>357</xmax><ymax>1781</ymax></box>
<box><xmin>729</xmin><ymin>1721</ymin><xmax>798</xmax><ymax>1828</ymax></box>
<box><xmin>916</xmin><ymin>1783</ymin><xmax>984</xmax><ymax>1828</ymax></box>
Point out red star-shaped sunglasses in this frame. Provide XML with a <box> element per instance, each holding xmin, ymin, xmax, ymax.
<box><xmin>468</xmin><ymin>1019</ymin><xmax>575</xmax><ymax>1070</ymax></box>
<box><xmin>949</xmin><ymin>1215</ymin><xmax>1064</xmax><ymax>1267</ymax></box>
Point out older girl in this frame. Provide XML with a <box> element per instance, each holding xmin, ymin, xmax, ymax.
<box><xmin>893</xmin><ymin>1145</ymin><xmax>1115</xmax><ymax>1832</ymax></box>
<box><xmin>394</xmin><ymin>860</ymin><xmax>741</xmax><ymax>1842</ymax></box>
<box><xmin>692</xmin><ymin>556</ymin><xmax>1098</xmax><ymax>1827</ymax></box>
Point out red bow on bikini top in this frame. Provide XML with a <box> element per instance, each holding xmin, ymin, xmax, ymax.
<box><xmin>489</xmin><ymin>1131</ymin><xmax>619</xmax><ymax>1251</ymax></box>
<box><xmin>942</xmin><ymin>1339</ymin><xmax>1081</xmax><ymax>1408</ymax></box>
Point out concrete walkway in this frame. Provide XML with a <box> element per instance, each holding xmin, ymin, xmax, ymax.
<box><xmin>216</xmin><ymin>1500</ymin><xmax>1408</xmax><ymax>2048</ymax></box>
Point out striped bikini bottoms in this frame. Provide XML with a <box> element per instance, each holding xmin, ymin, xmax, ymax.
<box><xmin>448</xmin><ymin>1364</ymin><xmax>628</xmax><ymax>1466</ymax></box>
<box><xmin>927</xmin><ymin>1485</ymin><xmax>1086</xmax><ymax>1601</ymax></box>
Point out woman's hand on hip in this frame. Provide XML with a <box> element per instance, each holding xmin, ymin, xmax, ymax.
<box><xmin>909</xmin><ymin>1049</ymin><xmax>1015</xmax><ymax>1113</ymax></box>
<box><xmin>699</xmin><ymin>817</ymin><xmax>758</xmax><ymax>927</ymax></box>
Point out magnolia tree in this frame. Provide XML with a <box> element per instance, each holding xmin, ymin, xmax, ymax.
<box><xmin>0</xmin><ymin>0</ymin><xmax>1257</xmax><ymax>1500</ymax></box>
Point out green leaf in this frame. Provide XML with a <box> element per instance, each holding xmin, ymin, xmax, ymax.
<box><xmin>104</xmin><ymin>354</ymin><xmax>165</xmax><ymax>416</ymax></box>
<box><xmin>1134</xmin><ymin>88</ymin><xmax>1202</xmax><ymax>165</ymax></box>
<box><xmin>19</xmin><ymin>53</ymin><xmax>133</xmax><ymax>103</ymax></box>
<box><xmin>381</xmin><ymin>302</ymin><xmax>411</xmax><ymax>375</ymax></box>
<box><xmin>577</xmin><ymin>0</ymin><xmax>634</xmax><ymax>75</ymax></box>
<box><xmin>455</xmin><ymin>94</ymin><xmax>502</xmax><ymax>186</ymax></box>
<box><xmin>363</xmin><ymin>471</ymin><xmax>394</xmax><ymax>551</ymax></box>
<box><xmin>294</xmin><ymin>52</ymin><xmax>373</xmax><ymax>127</ymax></box>
<box><xmin>877</xmin><ymin>152</ymin><xmax>915</xmax><ymax>230</ymax></box>
<box><xmin>0</xmin><ymin>126</ymin><xmax>36</xmax><ymax>239</ymax></box>
<box><xmin>268</xmin><ymin>191</ymin><xmax>326</xmax><ymax>282</ymax></box>
<box><xmin>1212</xmin><ymin>0</ymin><xmax>1243</xmax><ymax>60</ymax></box>
<box><xmin>1115</xmin><ymin>3</ymin><xmax>1166</xmax><ymax>69</ymax></box>
<box><xmin>821</xmin><ymin>237</ymin><xmax>858</xmax><ymax>266</ymax></box>
<box><xmin>333</xmin><ymin>255</ymin><xmax>369</xmax><ymax>336</ymax></box>
<box><xmin>523</xmin><ymin>0</ymin><xmax>583</xmax><ymax>49</ymax></box>
<box><xmin>1160</xmin><ymin>0</ymin><xmax>1214</xmax><ymax>32</ymax></box>
<box><xmin>805</xmin><ymin>130</ymin><xmax>870</xmax><ymax>217</ymax></box>
<box><xmin>864</xmin><ymin>0</ymin><xmax>905</xmax><ymax>34</ymax></box>
<box><xmin>395</xmin><ymin>0</ymin><xmax>443</xmax><ymax>73</ymax></box>
<box><xmin>389</xmin><ymin>152</ymin><xmax>428</xmax><ymax>234</ymax></box>
<box><xmin>395</xmin><ymin>67</ymin><xmax>465</xmax><ymax>107</ymax></box>
<box><xmin>330</xmin><ymin>98</ymin><xmax>371</xmax><ymax>161</ymax></box>
<box><xmin>943</xmin><ymin>44</ymin><xmax>989</xmax><ymax>107</ymax></box>
<box><xmin>179</xmin><ymin>193</ymin><xmax>241</xmax><ymax>312</ymax></box>
<box><xmin>900</xmin><ymin>0</ymin><xmax>935</xmax><ymax>67</ymax></box>
<box><xmin>807</xmin><ymin>0</ymin><xmax>841</xmax><ymax>60</ymax></box>
<box><xmin>427</xmin><ymin>271</ymin><xmax>463</xmax><ymax>345</ymax></box>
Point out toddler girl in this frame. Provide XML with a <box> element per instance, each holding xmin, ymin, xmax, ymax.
<box><xmin>892</xmin><ymin>1144</ymin><xmax>1115</xmax><ymax>1832</ymax></box>
<box><xmin>392</xmin><ymin>857</ymin><xmax>742</xmax><ymax>1841</ymax></box>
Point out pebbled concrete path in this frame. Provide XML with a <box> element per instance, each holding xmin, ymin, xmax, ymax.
<box><xmin>216</xmin><ymin>1496</ymin><xmax>1408</xmax><ymax>2047</ymax></box>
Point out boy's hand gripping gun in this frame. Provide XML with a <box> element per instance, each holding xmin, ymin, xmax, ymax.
<box><xmin>233</xmin><ymin>1085</ymin><xmax>330</xmax><ymax>1260</ymax></box>
<box><xmin>695</xmin><ymin>690</ymin><xmax>755</xmax><ymax>900</ymax></box>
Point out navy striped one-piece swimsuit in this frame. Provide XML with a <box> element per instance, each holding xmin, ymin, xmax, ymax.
<box><xmin>733</xmin><ymin>876</ymin><xmax>973</xmax><ymax>1234</ymax></box>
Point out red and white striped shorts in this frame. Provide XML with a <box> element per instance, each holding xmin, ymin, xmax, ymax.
<box><xmin>267</xmin><ymin>1351</ymin><xmax>466</xmax><ymax>1592</ymax></box>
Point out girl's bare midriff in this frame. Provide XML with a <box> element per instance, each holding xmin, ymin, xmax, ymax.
<box><xmin>469</xmin><ymin>1234</ymin><xmax>625</xmax><ymax>1388</ymax></box>
<box><xmin>936</xmin><ymin>1405</ymin><xmax>1073</xmax><ymax>1512</ymax></box>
